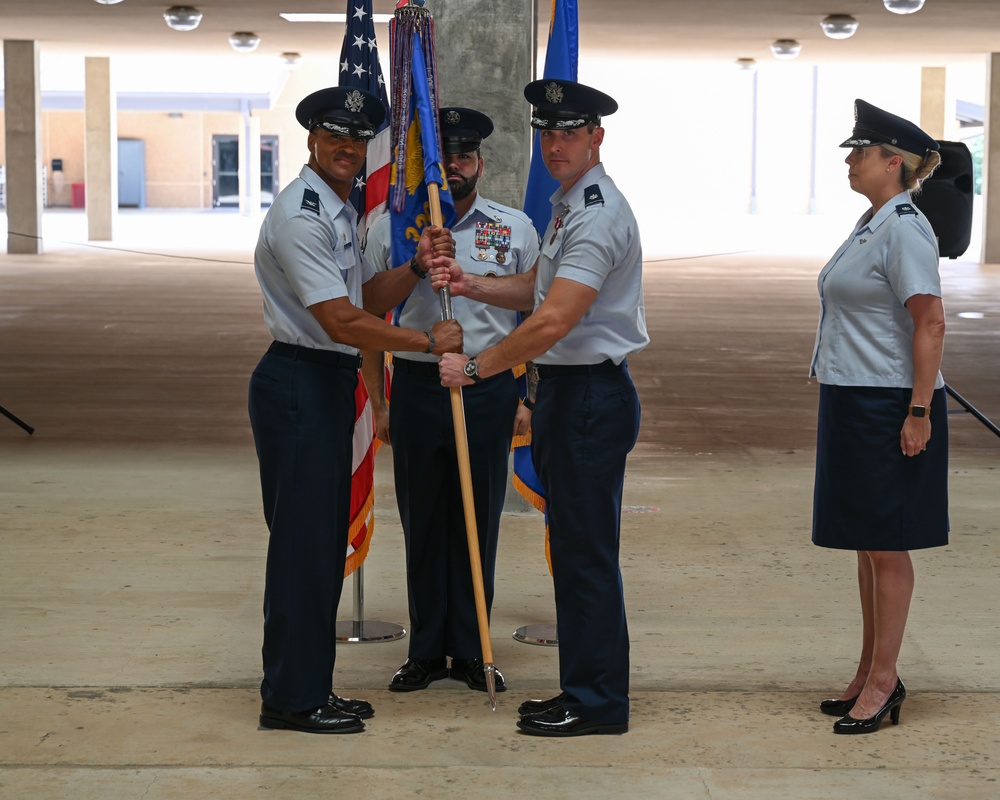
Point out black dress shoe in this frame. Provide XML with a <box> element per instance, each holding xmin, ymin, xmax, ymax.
<box><xmin>259</xmin><ymin>703</ymin><xmax>364</xmax><ymax>734</ymax></box>
<box><xmin>516</xmin><ymin>706</ymin><xmax>628</xmax><ymax>737</ymax></box>
<box><xmin>388</xmin><ymin>657</ymin><xmax>449</xmax><ymax>691</ymax></box>
<box><xmin>450</xmin><ymin>657</ymin><xmax>506</xmax><ymax>693</ymax></box>
<box><xmin>819</xmin><ymin>694</ymin><xmax>859</xmax><ymax>717</ymax></box>
<box><xmin>329</xmin><ymin>692</ymin><xmax>374</xmax><ymax>719</ymax></box>
<box><xmin>833</xmin><ymin>678</ymin><xmax>906</xmax><ymax>735</ymax></box>
<box><xmin>518</xmin><ymin>692</ymin><xmax>566</xmax><ymax>716</ymax></box>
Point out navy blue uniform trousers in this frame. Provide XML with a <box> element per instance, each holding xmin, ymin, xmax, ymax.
<box><xmin>248</xmin><ymin>345</ymin><xmax>357</xmax><ymax>712</ymax></box>
<box><xmin>532</xmin><ymin>361</ymin><xmax>641</xmax><ymax>724</ymax></box>
<box><xmin>389</xmin><ymin>360</ymin><xmax>518</xmax><ymax>660</ymax></box>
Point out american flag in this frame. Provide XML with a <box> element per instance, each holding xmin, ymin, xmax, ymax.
<box><xmin>339</xmin><ymin>0</ymin><xmax>391</xmax><ymax>245</ymax></box>
<box><xmin>339</xmin><ymin>0</ymin><xmax>390</xmax><ymax>577</ymax></box>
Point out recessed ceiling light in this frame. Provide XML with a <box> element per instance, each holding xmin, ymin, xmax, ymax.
<box><xmin>163</xmin><ymin>6</ymin><xmax>203</xmax><ymax>31</ymax></box>
<box><xmin>820</xmin><ymin>14</ymin><xmax>859</xmax><ymax>39</ymax></box>
<box><xmin>229</xmin><ymin>32</ymin><xmax>261</xmax><ymax>53</ymax></box>
<box><xmin>770</xmin><ymin>39</ymin><xmax>802</xmax><ymax>60</ymax></box>
<box><xmin>883</xmin><ymin>0</ymin><xmax>925</xmax><ymax>13</ymax></box>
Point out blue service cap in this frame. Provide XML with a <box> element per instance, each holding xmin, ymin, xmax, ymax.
<box><xmin>524</xmin><ymin>79</ymin><xmax>618</xmax><ymax>130</ymax></box>
<box><xmin>439</xmin><ymin>107</ymin><xmax>494</xmax><ymax>154</ymax></box>
<box><xmin>295</xmin><ymin>86</ymin><xmax>387</xmax><ymax>140</ymax></box>
<box><xmin>839</xmin><ymin>99</ymin><xmax>939</xmax><ymax>155</ymax></box>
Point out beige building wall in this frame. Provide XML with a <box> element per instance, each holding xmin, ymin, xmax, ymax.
<box><xmin>41</xmin><ymin>110</ymin><xmax>85</xmax><ymax>207</ymax></box>
<box><xmin>2</xmin><ymin>61</ymin><xmax>360</xmax><ymax>211</ymax></box>
<box><xmin>119</xmin><ymin>111</ymin><xmax>211</xmax><ymax>208</ymax></box>
<box><xmin>2</xmin><ymin>106</ymin><xmax>297</xmax><ymax>210</ymax></box>
<box><xmin>3</xmin><ymin>62</ymin><xmax>383</xmax><ymax>212</ymax></box>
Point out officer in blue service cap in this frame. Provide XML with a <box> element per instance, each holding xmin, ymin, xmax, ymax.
<box><xmin>295</xmin><ymin>86</ymin><xmax>386</xmax><ymax>140</ymax></box>
<box><xmin>434</xmin><ymin>75</ymin><xmax>648</xmax><ymax>738</ymax></box>
<box><xmin>370</xmin><ymin>101</ymin><xmax>540</xmax><ymax>698</ymax></box>
<box><xmin>810</xmin><ymin>96</ymin><xmax>947</xmax><ymax>735</ymax></box>
<box><xmin>439</xmin><ymin>107</ymin><xmax>494</xmax><ymax>154</ymax></box>
<box><xmin>249</xmin><ymin>80</ymin><xmax>462</xmax><ymax>736</ymax></box>
<box><xmin>840</xmin><ymin>98</ymin><xmax>940</xmax><ymax>156</ymax></box>
<box><xmin>523</xmin><ymin>78</ymin><xmax>618</xmax><ymax>130</ymax></box>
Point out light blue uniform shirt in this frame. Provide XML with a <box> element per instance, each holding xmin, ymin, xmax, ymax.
<box><xmin>534</xmin><ymin>164</ymin><xmax>649</xmax><ymax>365</ymax></box>
<box><xmin>363</xmin><ymin>194</ymin><xmax>540</xmax><ymax>361</ymax></box>
<box><xmin>254</xmin><ymin>165</ymin><xmax>376</xmax><ymax>354</ymax></box>
<box><xmin>810</xmin><ymin>190</ymin><xmax>943</xmax><ymax>388</ymax></box>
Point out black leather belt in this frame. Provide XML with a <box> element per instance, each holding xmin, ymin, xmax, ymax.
<box><xmin>537</xmin><ymin>359</ymin><xmax>624</xmax><ymax>379</ymax></box>
<box><xmin>392</xmin><ymin>357</ymin><xmax>441</xmax><ymax>376</ymax></box>
<box><xmin>267</xmin><ymin>341</ymin><xmax>362</xmax><ymax>370</ymax></box>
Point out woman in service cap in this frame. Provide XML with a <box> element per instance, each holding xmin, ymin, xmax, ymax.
<box><xmin>809</xmin><ymin>99</ymin><xmax>947</xmax><ymax>735</ymax></box>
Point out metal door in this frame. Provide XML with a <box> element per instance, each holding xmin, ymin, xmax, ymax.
<box><xmin>212</xmin><ymin>135</ymin><xmax>278</xmax><ymax>208</ymax></box>
<box><xmin>118</xmin><ymin>139</ymin><xmax>146</xmax><ymax>208</ymax></box>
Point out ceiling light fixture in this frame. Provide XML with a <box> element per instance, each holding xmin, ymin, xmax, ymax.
<box><xmin>770</xmin><ymin>39</ymin><xmax>802</xmax><ymax>60</ymax></box>
<box><xmin>735</xmin><ymin>58</ymin><xmax>757</xmax><ymax>72</ymax></box>
<box><xmin>820</xmin><ymin>14</ymin><xmax>859</xmax><ymax>39</ymax></box>
<box><xmin>229</xmin><ymin>32</ymin><xmax>261</xmax><ymax>53</ymax></box>
<box><xmin>279</xmin><ymin>12</ymin><xmax>393</xmax><ymax>23</ymax></box>
<box><xmin>883</xmin><ymin>0</ymin><xmax>925</xmax><ymax>13</ymax></box>
<box><xmin>94</xmin><ymin>0</ymin><xmax>126</xmax><ymax>5</ymax></box>
<box><xmin>163</xmin><ymin>6</ymin><xmax>203</xmax><ymax>31</ymax></box>
<box><xmin>279</xmin><ymin>52</ymin><xmax>303</xmax><ymax>67</ymax></box>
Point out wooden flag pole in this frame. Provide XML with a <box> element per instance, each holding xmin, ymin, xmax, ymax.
<box><xmin>428</xmin><ymin>181</ymin><xmax>498</xmax><ymax>710</ymax></box>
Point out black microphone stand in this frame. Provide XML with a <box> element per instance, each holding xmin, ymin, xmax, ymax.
<box><xmin>945</xmin><ymin>384</ymin><xmax>1000</xmax><ymax>439</ymax></box>
<box><xmin>0</xmin><ymin>404</ymin><xmax>34</xmax><ymax>435</ymax></box>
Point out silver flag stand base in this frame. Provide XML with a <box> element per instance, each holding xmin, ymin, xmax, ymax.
<box><xmin>512</xmin><ymin>623</ymin><xmax>558</xmax><ymax>647</ymax></box>
<box><xmin>336</xmin><ymin>564</ymin><xmax>406</xmax><ymax>643</ymax></box>
<box><xmin>337</xmin><ymin>619</ymin><xmax>406</xmax><ymax>643</ymax></box>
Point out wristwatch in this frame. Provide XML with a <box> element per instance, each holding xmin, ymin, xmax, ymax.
<box><xmin>409</xmin><ymin>255</ymin><xmax>427</xmax><ymax>279</ymax></box>
<box><xmin>908</xmin><ymin>404</ymin><xmax>929</xmax><ymax>418</ymax></box>
<box><xmin>463</xmin><ymin>357</ymin><xmax>483</xmax><ymax>382</ymax></box>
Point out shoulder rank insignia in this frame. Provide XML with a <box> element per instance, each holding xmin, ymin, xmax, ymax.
<box><xmin>584</xmin><ymin>184</ymin><xmax>604</xmax><ymax>207</ymax></box>
<box><xmin>895</xmin><ymin>203</ymin><xmax>918</xmax><ymax>217</ymax></box>
<box><xmin>301</xmin><ymin>188</ymin><xmax>321</xmax><ymax>215</ymax></box>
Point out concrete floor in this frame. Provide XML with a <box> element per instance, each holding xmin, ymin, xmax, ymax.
<box><xmin>1</xmin><ymin>209</ymin><xmax>999</xmax><ymax>799</ymax></box>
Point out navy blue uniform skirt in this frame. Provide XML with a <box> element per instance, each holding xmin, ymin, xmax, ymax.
<box><xmin>812</xmin><ymin>384</ymin><xmax>949</xmax><ymax>551</ymax></box>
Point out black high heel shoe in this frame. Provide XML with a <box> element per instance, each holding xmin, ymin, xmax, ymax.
<box><xmin>819</xmin><ymin>694</ymin><xmax>859</xmax><ymax>717</ymax></box>
<box><xmin>832</xmin><ymin>678</ymin><xmax>905</xmax><ymax>734</ymax></box>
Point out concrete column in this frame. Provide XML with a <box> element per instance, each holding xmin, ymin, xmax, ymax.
<box><xmin>249</xmin><ymin>116</ymin><xmax>262</xmax><ymax>216</ymax></box>
<box><xmin>983</xmin><ymin>55</ymin><xmax>1000</xmax><ymax>264</ymax></box>
<box><xmin>431</xmin><ymin>1</ymin><xmax>534</xmax><ymax>511</ymax></box>
<box><xmin>238</xmin><ymin>109</ymin><xmax>261</xmax><ymax>217</ymax></box>
<box><xmin>920</xmin><ymin>66</ymin><xmax>947</xmax><ymax>140</ymax></box>
<box><xmin>433</xmin><ymin>0</ymin><xmax>533</xmax><ymax>210</ymax></box>
<box><xmin>84</xmin><ymin>57</ymin><xmax>117</xmax><ymax>241</ymax></box>
<box><xmin>3</xmin><ymin>40</ymin><xmax>43</xmax><ymax>255</ymax></box>
<box><xmin>238</xmin><ymin>120</ymin><xmax>247</xmax><ymax>216</ymax></box>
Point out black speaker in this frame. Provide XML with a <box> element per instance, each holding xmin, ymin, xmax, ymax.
<box><xmin>912</xmin><ymin>140</ymin><xmax>975</xmax><ymax>259</ymax></box>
